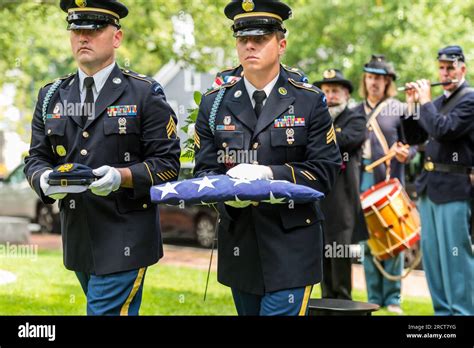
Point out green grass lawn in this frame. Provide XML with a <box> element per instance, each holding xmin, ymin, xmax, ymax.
<box><xmin>0</xmin><ymin>250</ymin><xmax>434</xmax><ymax>315</ymax></box>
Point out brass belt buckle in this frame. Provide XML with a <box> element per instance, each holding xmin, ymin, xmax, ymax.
<box><xmin>60</xmin><ymin>179</ymin><xmax>68</xmax><ymax>187</ymax></box>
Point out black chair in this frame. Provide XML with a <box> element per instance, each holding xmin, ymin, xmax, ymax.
<box><xmin>308</xmin><ymin>299</ymin><xmax>380</xmax><ymax>316</ymax></box>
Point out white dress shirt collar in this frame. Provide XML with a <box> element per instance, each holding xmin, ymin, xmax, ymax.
<box><xmin>244</xmin><ymin>73</ymin><xmax>280</xmax><ymax>107</ymax></box>
<box><xmin>78</xmin><ymin>61</ymin><xmax>116</xmax><ymax>97</ymax></box>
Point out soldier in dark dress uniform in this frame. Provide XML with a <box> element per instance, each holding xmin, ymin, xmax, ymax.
<box><xmin>24</xmin><ymin>0</ymin><xmax>181</xmax><ymax>315</ymax></box>
<box><xmin>194</xmin><ymin>0</ymin><xmax>341</xmax><ymax>315</ymax></box>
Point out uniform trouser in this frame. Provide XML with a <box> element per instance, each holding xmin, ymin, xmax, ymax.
<box><xmin>361</xmin><ymin>241</ymin><xmax>404</xmax><ymax>307</ymax></box>
<box><xmin>231</xmin><ymin>286</ymin><xmax>313</xmax><ymax>316</ymax></box>
<box><xmin>321</xmin><ymin>254</ymin><xmax>352</xmax><ymax>300</ymax></box>
<box><xmin>419</xmin><ymin>196</ymin><xmax>474</xmax><ymax>315</ymax></box>
<box><xmin>75</xmin><ymin>267</ymin><xmax>147</xmax><ymax>316</ymax></box>
<box><xmin>360</xmin><ymin>164</ymin><xmax>403</xmax><ymax>307</ymax></box>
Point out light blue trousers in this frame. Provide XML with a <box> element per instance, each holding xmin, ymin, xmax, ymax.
<box><xmin>419</xmin><ymin>196</ymin><xmax>474</xmax><ymax>315</ymax></box>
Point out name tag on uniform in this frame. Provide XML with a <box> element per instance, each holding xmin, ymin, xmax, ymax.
<box><xmin>107</xmin><ymin>105</ymin><xmax>138</xmax><ymax>117</ymax></box>
<box><xmin>274</xmin><ymin>115</ymin><xmax>305</xmax><ymax>128</ymax></box>
<box><xmin>46</xmin><ymin>114</ymin><xmax>62</xmax><ymax>119</ymax></box>
<box><xmin>216</xmin><ymin>125</ymin><xmax>236</xmax><ymax>131</ymax></box>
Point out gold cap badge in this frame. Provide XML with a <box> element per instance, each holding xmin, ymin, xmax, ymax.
<box><xmin>75</xmin><ymin>0</ymin><xmax>87</xmax><ymax>8</ymax></box>
<box><xmin>323</xmin><ymin>69</ymin><xmax>337</xmax><ymax>79</ymax></box>
<box><xmin>58</xmin><ymin>163</ymin><xmax>74</xmax><ymax>173</ymax></box>
<box><xmin>242</xmin><ymin>0</ymin><xmax>255</xmax><ymax>12</ymax></box>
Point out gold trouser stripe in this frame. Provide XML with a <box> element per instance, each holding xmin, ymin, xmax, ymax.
<box><xmin>120</xmin><ymin>267</ymin><xmax>146</xmax><ymax>316</ymax></box>
<box><xmin>143</xmin><ymin>162</ymin><xmax>154</xmax><ymax>186</ymax></box>
<box><xmin>298</xmin><ymin>285</ymin><xmax>313</xmax><ymax>316</ymax></box>
<box><xmin>285</xmin><ymin>164</ymin><xmax>297</xmax><ymax>184</ymax></box>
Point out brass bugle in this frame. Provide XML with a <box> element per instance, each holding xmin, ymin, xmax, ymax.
<box><xmin>397</xmin><ymin>79</ymin><xmax>459</xmax><ymax>92</ymax></box>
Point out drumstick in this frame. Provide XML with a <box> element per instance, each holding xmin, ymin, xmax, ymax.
<box><xmin>365</xmin><ymin>144</ymin><xmax>410</xmax><ymax>172</ymax></box>
<box><xmin>365</xmin><ymin>151</ymin><xmax>397</xmax><ymax>172</ymax></box>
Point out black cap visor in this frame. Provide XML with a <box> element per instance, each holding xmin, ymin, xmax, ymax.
<box><xmin>67</xmin><ymin>12</ymin><xmax>120</xmax><ymax>30</ymax></box>
<box><xmin>232</xmin><ymin>17</ymin><xmax>285</xmax><ymax>37</ymax></box>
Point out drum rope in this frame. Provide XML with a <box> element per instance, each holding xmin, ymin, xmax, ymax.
<box><xmin>373</xmin><ymin>250</ymin><xmax>423</xmax><ymax>281</ymax></box>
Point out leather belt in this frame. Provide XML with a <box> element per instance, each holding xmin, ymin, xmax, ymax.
<box><xmin>424</xmin><ymin>161</ymin><xmax>474</xmax><ymax>175</ymax></box>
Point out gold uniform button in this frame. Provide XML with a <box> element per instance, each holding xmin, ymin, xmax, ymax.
<box><xmin>253</xmin><ymin>143</ymin><xmax>259</xmax><ymax>150</ymax></box>
<box><xmin>424</xmin><ymin>161</ymin><xmax>435</xmax><ymax>172</ymax></box>
<box><xmin>222</xmin><ymin>142</ymin><xmax>228</xmax><ymax>148</ymax></box>
<box><xmin>143</xmin><ymin>204</ymin><xmax>148</xmax><ymax>209</ymax></box>
<box><xmin>80</xmin><ymin>149</ymin><xmax>88</xmax><ymax>156</ymax></box>
<box><xmin>306</xmin><ymin>219</ymin><xmax>311</xmax><ymax>224</ymax></box>
<box><xmin>82</xmin><ymin>131</ymin><xmax>89</xmax><ymax>138</ymax></box>
<box><xmin>47</xmin><ymin>129</ymin><xmax>52</xmax><ymax>135</ymax></box>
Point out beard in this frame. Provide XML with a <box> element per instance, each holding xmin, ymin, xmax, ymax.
<box><xmin>328</xmin><ymin>102</ymin><xmax>348</xmax><ymax>119</ymax></box>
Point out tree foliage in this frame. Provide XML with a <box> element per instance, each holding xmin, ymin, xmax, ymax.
<box><xmin>1</xmin><ymin>0</ymin><xmax>473</xmax><ymax>137</ymax></box>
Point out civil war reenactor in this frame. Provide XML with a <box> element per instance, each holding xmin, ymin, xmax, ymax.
<box><xmin>194</xmin><ymin>0</ymin><xmax>341</xmax><ymax>316</ymax></box>
<box><xmin>314</xmin><ymin>69</ymin><xmax>367</xmax><ymax>300</ymax></box>
<box><xmin>403</xmin><ymin>45</ymin><xmax>474</xmax><ymax>315</ymax></box>
<box><xmin>352</xmin><ymin>54</ymin><xmax>417</xmax><ymax>314</ymax></box>
<box><xmin>24</xmin><ymin>0</ymin><xmax>181</xmax><ymax>315</ymax></box>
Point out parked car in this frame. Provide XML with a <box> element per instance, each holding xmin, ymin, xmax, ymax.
<box><xmin>159</xmin><ymin>163</ymin><xmax>218</xmax><ymax>248</ymax></box>
<box><xmin>0</xmin><ymin>164</ymin><xmax>60</xmax><ymax>233</ymax></box>
<box><xmin>0</xmin><ymin>162</ymin><xmax>218</xmax><ymax>247</ymax></box>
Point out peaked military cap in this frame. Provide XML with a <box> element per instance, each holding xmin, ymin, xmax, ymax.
<box><xmin>60</xmin><ymin>0</ymin><xmax>129</xmax><ymax>30</ymax></box>
<box><xmin>46</xmin><ymin>163</ymin><xmax>98</xmax><ymax>196</ymax></box>
<box><xmin>224</xmin><ymin>0</ymin><xmax>292</xmax><ymax>37</ymax></box>
<box><xmin>363</xmin><ymin>54</ymin><xmax>397</xmax><ymax>81</ymax></box>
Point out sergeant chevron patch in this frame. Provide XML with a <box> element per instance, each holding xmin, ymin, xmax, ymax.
<box><xmin>167</xmin><ymin>116</ymin><xmax>177</xmax><ymax>139</ymax></box>
<box><xmin>326</xmin><ymin>125</ymin><xmax>336</xmax><ymax>144</ymax></box>
<box><xmin>194</xmin><ymin>132</ymin><xmax>201</xmax><ymax>149</ymax></box>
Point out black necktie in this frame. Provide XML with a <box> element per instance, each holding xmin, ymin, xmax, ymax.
<box><xmin>253</xmin><ymin>90</ymin><xmax>267</xmax><ymax>118</ymax></box>
<box><xmin>81</xmin><ymin>76</ymin><xmax>95</xmax><ymax>128</ymax></box>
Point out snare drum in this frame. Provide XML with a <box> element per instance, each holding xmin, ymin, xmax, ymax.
<box><xmin>360</xmin><ymin>179</ymin><xmax>420</xmax><ymax>260</ymax></box>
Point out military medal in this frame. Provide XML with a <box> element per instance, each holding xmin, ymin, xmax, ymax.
<box><xmin>118</xmin><ymin>117</ymin><xmax>127</xmax><ymax>134</ymax></box>
<box><xmin>286</xmin><ymin>128</ymin><xmax>295</xmax><ymax>145</ymax></box>
<box><xmin>224</xmin><ymin>116</ymin><xmax>232</xmax><ymax>126</ymax></box>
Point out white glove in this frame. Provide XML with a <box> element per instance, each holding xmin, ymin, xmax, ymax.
<box><xmin>89</xmin><ymin>166</ymin><xmax>121</xmax><ymax>197</ymax></box>
<box><xmin>226</xmin><ymin>164</ymin><xmax>274</xmax><ymax>181</ymax></box>
<box><xmin>40</xmin><ymin>170</ymin><xmax>67</xmax><ymax>200</ymax></box>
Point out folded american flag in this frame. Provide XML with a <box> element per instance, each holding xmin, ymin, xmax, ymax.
<box><xmin>150</xmin><ymin>175</ymin><xmax>324</xmax><ymax>205</ymax></box>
